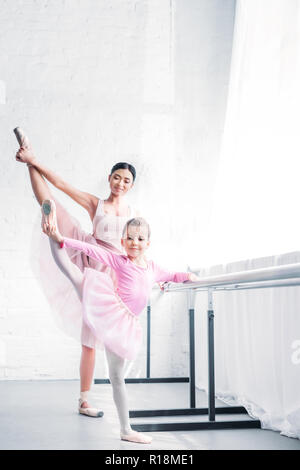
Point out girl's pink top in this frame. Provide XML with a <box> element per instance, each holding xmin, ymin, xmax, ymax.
<box><xmin>63</xmin><ymin>237</ymin><xmax>190</xmax><ymax>316</ymax></box>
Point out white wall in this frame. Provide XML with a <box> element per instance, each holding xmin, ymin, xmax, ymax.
<box><xmin>0</xmin><ymin>0</ymin><xmax>235</xmax><ymax>380</ymax></box>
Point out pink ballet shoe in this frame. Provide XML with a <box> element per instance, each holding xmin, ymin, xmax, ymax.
<box><xmin>41</xmin><ymin>199</ymin><xmax>63</xmax><ymax>244</ymax></box>
<box><xmin>78</xmin><ymin>399</ymin><xmax>104</xmax><ymax>418</ymax></box>
<box><xmin>14</xmin><ymin>127</ymin><xmax>36</xmax><ymax>165</ymax></box>
<box><xmin>120</xmin><ymin>431</ymin><xmax>152</xmax><ymax>444</ymax></box>
<box><xmin>13</xmin><ymin>127</ymin><xmax>31</xmax><ymax>148</ymax></box>
<box><xmin>41</xmin><ymin>199</ymin><xmax>57</xmax><ymax>228</ymax></box>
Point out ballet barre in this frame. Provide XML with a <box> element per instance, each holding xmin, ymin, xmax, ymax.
<box><xmin>129</xmin><ymin>261</ymin><xmax>300</xmax><ymax>432</ymax></box>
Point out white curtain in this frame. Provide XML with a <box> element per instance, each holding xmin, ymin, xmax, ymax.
<box><xmin>204</xmin><ymin>0</ymin><xmax>300</xmax><ymax>266</ymax></box>
<box><xmin>195</xmin><ymin>0</ymin><xmax>300</xmax><ymax>439</ymax></box>
<box><xmin>195</xmin><ymin>252</ymin><xmax>300</xmax><ymax>439</ymax></box>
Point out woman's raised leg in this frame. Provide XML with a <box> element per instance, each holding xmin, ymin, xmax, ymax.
<box><xmin>48</xmin><ymin>237</ymin><xmax>83</xmax><ymax>300</ymax></box>
<box><xmin>28</xmin><ymin>165</ymin><xmax>52</xmax><ymax>205</ymax></box>
<box><xmin>43</xmin><ymin>205</ymin><xmax>103</xmax><ymax>417</ymax></box>
<box><xmin>15</xmin><ymin>131</ymin><xmax>101</xmax><ymax>416</ymax></box>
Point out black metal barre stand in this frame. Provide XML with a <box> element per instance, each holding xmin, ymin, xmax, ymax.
<box><xmin>95</xmin><ymin>261</ymin><xmax>300</xmax><ymax>432</ymax></box>
<box><xmin>128</xmin><ymin>289</ymin><xmax>261</xmax><ymax>432</ymax></box>
<box><xmin>94</xmin><ymin>304</ymin><xmax>189</xmax><ymax>385</ymax></box>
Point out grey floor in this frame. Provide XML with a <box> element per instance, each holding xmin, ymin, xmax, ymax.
<box><xmin>1</xmin><ymin>380</ymin><xmax>300</xmax><ymax>450</ymax></box>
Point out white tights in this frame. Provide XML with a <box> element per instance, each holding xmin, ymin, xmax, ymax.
<box><xmin>49</xmin><ymin>239</ymin><xmax>132</xmax><ymax>435</ymax></box>
<box><xmin>105</xmin><ymin>347</ymin><xmax>132</xmax><ymax>434</ymax></box>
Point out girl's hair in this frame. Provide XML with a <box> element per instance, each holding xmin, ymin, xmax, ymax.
<box><xmin>122</xmin><ymin>217</ymin><xmax>151</xmax><ymax>240</ymax></box>
<box><xmin>110</xmin><ymin>162</ymin><xmax>136</xmax><ymax>182</ymax></box>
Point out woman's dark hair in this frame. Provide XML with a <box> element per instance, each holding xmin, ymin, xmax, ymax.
<box><xmin>110</xmin><ymin>162</ymin><xmax>136</xmax><ymax>182</ymax></box>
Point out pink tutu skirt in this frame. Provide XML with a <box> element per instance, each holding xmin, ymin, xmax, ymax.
<box><xmin>30</xmin><ymin>198</ymin><xmax>120</xmax><ymax>351</ymax></box>
<box><xmin>82</xmin><ymin>268</ymin><xmax>142</xmax><ymax>360</ymax></box>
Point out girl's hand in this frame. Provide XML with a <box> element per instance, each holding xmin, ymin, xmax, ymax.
<box><xmin>159</xmin><ymin>282</ymin><xmax>168</xmax><ymax>291</ymax></box>
<box><xmin>188</xmin><ymin>273</ymin><xmax>200</xmax><ymax>282</ymax></box>
<box><xmin>16</xmin><ymin>146</ymin><xmax>37</xmax><ymax>165</ymax></box>
<box><xmin>42</xmin><ymin>222</ymin><xmax>64</xmax><ymax>244</ymax></box>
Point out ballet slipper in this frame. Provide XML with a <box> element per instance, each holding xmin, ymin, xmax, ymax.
<box><xmin>41</xmin><ymin>199</ymin><xmax>57</xmax><ymax>229</ymax></box>
<box><xmin>13</xmin><ymin>127</ymin><xmax>31</xmax><ymax>148</ymax></box>
<box><xmin>41</xmin><ymin>199</ymin><xmax>63</xmax><ymax>244</ymax></box>
<box><xmin>120</xmin><ymin>431</ymin><xmax>152</xmax><ymax>444</ymax></box>
<box><xmin>78</xmin><ymin>399</ymin><xmax>104</xmax><ymax>418</ymax></box>
<box><xmin>14</xmin><ymin>127</ymin><xmax>37</xmax><ymax>165</ymax></box>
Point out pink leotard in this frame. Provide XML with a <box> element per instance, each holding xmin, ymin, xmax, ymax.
<box><xmin>63</xmin><ymin>237</ymin><xmax>190</xmax><ymax>316</ymax></box>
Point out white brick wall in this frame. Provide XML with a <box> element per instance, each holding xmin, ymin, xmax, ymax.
<box><xmin>0</xmin><ymin>0</ymin><xmax>235</xmax><ymax>379</ymax></box>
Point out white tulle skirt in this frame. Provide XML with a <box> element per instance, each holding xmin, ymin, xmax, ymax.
<box><xmin>30</xmin><ymin>198</ymin><xmax>122</xmax><ymax>351</ymax></box>
<box><xmin>82</xmin><ymin>268</ymin><xmax>142</xmax><ymax>360</ymax></box>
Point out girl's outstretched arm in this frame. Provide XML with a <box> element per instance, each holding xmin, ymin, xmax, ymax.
<box><xmin>61</xmin><ymin>237</ymin><xmax>122</xmax><ymax>271</ymax></box>
<box><xmin>16</xmin><ymin>146</ymin><xmax>99</xmax><ymax>220</ymax></box>
<box><xmin>152</xmin><ymin>262</ymin><xmax>200</xmax><ymax>284</ymax></box>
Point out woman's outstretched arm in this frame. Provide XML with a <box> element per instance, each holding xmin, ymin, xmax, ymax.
<box><xmin>16</xmin><ymin>146</ymin><xmax>99</xmax><ymax>220</ymax></box>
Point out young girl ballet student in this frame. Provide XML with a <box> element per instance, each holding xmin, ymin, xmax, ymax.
<box><xmin>41</xmin><ymin>199</ymin><xmax>199</xmax><ymax>444</ymax></box>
